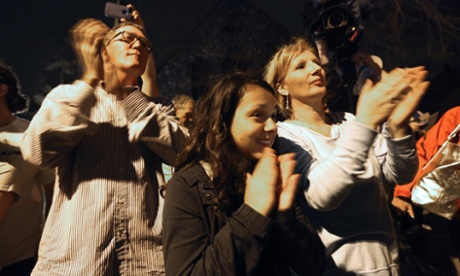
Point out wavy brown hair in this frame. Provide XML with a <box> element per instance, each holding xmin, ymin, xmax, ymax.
<box><xmin>173</xmin><ymin>71</ymin><xmax>276</xmax><ymax>215</ymax></box>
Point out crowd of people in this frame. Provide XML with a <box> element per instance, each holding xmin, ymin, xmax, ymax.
<box><xmin>1</xmin><ymin>3</ymin><xmax>459</xmax><ymax>276</ymax></box>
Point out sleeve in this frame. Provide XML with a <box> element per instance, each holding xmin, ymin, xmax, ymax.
<box><xmin>163</xmin><ymin>174</ymin><xmax>272</xmax><ymax>276</ymax></box>
<box><xmin>0</xmin><ymin>162</ymin><xmax>21</xmax><ymax>196</ymax></box>
<box><xmin>393</xmin><ymin>106</ymin><xmax>460</xmax><ymax>198</ymax></box>
<box><xmin>378</xmin><ymin>122</ymin><xmax>418</xmax><ymax>186</ymax></box>
<box><xmin>278</xmin><ymin>121</ymin><xmax>379</xmax><ymax>210</ymax></box>
<box><xmin>272</xmin><ymin>206</ymin><xmax>325</xmax><ymax>276</ymax></box>
<box><xmin>122</xmin><ymin>91</ymin><xmax>189</xmax><ymax>165</ymax></box>
<box><xmin>20</xmin><ymin>81</ymin><xmax>97</xmax><ymax>169</ymax></box>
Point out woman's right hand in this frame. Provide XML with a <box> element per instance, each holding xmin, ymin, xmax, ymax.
<box><xmin>244</xmin><ymin>148</ymin><xmax>279</xmax><ymax>216</ymax></box>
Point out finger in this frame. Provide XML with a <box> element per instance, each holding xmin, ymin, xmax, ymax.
<box><xmin>407</xmin><ymin>206</ymin><xmax>415</xmax><ymax>219</ymax></box>
<box><xmin>278</xmin><ymin>174</ymin><xmax>300</xmax><ymax>211</ymax></box>
<box><xmin>278</xmin><ymin>153</ymin><xmax>296</xmax><ymax>187</ymax></box>
<box><xmin>396</xmin><ymin>81</ymin><xmax>430</xmax><ymax>109</ymax></box>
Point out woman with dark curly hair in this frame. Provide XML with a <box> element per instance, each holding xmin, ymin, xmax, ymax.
<box><xmin>162</xmin><ymin>71</ymin><xmax>324</xmax><ymax>275</ymax></box>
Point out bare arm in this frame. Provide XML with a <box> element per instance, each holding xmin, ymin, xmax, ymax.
<box><xmin>124</xmin><ymin>4</ymin><xmax>160</xmax><ymax>98</ymax></box>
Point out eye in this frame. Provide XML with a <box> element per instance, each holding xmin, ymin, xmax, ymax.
<box><xmin>295</xmin><ymin>63</ymin><xmax>306</xmax><ymax>70</ymax></box>
<box><xmin>251</xmin><ymin>112</ymin><xmax>262</xmax><ymax>118</ymax></box>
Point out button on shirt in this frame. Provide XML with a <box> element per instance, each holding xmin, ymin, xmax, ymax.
<box><xmin>21</xmin><ymin>81</ymin><xmax>188</xmax><ymax>275</ymax></box>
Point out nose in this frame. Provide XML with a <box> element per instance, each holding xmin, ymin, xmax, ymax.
<box><xmin>306</xmin><ymin>61</ymin><xmax>322</xmax><ymax>74</ymax></box>
<box><xmin>264</xmin><ymin>117</ymin><xmax>277</xmax><ymax>132</ymax></box>
<box><xmin>130</xmin><ymin>38</ymin><xmax>142</xmax><ymax>49</ymax></box>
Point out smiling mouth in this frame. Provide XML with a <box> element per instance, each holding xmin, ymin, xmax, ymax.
<box><xmin>256</xmin><ymin>139</ymin><xmax>272</xmax><ymax>146</ymax></box>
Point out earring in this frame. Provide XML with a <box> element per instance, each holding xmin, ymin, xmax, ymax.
<box><xmin>277</xmin><ymin>88</ymin><xmax>290</xmax><ymax>110</ymax></box>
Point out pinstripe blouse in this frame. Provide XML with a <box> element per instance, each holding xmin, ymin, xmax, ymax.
<box><xmin>21</xmin><ymin>81</ymin><xmax>188</xmax><ymax>275</ymax></box>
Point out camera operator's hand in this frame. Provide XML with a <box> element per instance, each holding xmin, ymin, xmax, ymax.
<box><xmin>353</xmin><ymin>52</ymin><xmax>382</xmax><ymax>83</ymax></box>
<box><xmin>314</xmin><ymin>38</ymin><xmax>332</xmax><ymax>65</ymax></box>
<box><xmin>70</xmin><ymin>18</ymin><xmax>110</xmax><ymax>88</ymax></box>
<box><xmin>387</xmin><ymin>67</ymin><xmax>429</xmax><ymax>138</ymax></box>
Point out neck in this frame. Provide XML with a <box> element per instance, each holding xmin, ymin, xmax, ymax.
<box><xmin>289</xmin><ymin>98</ymin><xmax>332</xmax><ymax>137</ymax></box>
<box><xmin>103</xmin><ymin>69</ymin><xmax>140</xmax><ymax>97</ymax></box>
<box><xmin>291</xmin><ymin>98</ymin><xmax>328</xmax><ymax>125</ymax></box>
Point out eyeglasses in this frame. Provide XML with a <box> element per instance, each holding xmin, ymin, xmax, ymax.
<box><xmin>106</xmin><ymin>30</ymin><xmax>152</xmax><ymax>52</ymax></box>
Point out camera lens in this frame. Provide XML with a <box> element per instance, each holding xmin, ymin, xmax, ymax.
<box><xmin>327</xmin><ymin>12</ymin><xmax>348</xmax><ymax>29</ymax></box>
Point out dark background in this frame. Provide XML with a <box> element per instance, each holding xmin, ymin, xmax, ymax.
<box><xmin>1</xmin><ymin>0</ymin><xmax>460</xmax><ymax>118</ymax></box>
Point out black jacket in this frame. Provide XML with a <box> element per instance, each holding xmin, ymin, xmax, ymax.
<box><xmin>162</xmin><ymin>163</ymin><xmax>325</xmax><ymax>276</ymax></box>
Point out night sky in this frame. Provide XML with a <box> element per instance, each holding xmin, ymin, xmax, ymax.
<box><xmin>1</xmin><ymin>0</ymin><xmax>303</xmax><ymax>99</ymax></box>
<box><xmin>2</xmin><ymin>1</ymin><xmax>460</xmax><ymax>115</ymax></box>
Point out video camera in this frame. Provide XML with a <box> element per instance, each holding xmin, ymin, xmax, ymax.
<box><xmin>310</xmin><ymin>1</ymin><xmax>363</xmax><ymax>82</ymax></box>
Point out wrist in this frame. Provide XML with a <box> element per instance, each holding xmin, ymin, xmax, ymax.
<box><xmin>81</xmin><ymin>74</ymin><xmax>101</xmax><ymax>88</ymax></box>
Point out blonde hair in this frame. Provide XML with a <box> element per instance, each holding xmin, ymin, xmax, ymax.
<box><xmin>264</xmin><ymin>37</ymin><xmax>318</xmax><ymax>119</ymax></box>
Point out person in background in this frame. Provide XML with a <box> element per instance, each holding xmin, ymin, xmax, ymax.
<box><xmin>171</xmin><ymin>94</ymin><xmax>195</xmax><ymax>130</ymax></box>
<box><xmin>0</xmin><ymin>61</ymin><xmax>55</xmax><ymax>276</ymax></box>
<box><xmin>20</xmin><ymin>15</ymin><xmax>188</xmax><ymax>276</ymax></box>
<box><xmin>264</xmin><ymin>37</ymin><xmax>429</xmax><ymax>275</ymax></box>
<box><xmin>161</xmin><ymin>94</ymin><xmax>195</xmax><ymax>183</ymax></box>
<box><xmin>163</xmin><ymin>72</ymin><xmax>325</xmax><ymax>276</ymax></box>
<box><xmin>392</xmin><ymin>106</ymin><xmax>460</xmax><ymax>274</ymax></box>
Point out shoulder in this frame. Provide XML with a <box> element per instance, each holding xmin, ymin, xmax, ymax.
<box><xmin>12</xmin><ymin>117</ymin><xmax>30</xmax><ymax>131</ymax></box>
<box><xmin>45</xmin><ymin>81</ymin><xmax>97</xmax><ymax>105</ymax></box>
<box><xmin>327</xmin><ymin>112</ymin><xmax>355</xmax><ymax>124</ymax></box>
<box><xmin>166</xmin><ymin>163</ymin><xmax>211</xmax><ymax>197</ymax></box>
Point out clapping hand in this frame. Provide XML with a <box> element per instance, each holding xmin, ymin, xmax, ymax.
<box><xmin>355</xmin><ymin>66</ymin><xmax>429</xmax><ymax>137</ymax></box>
<box><xmin>69</xmin><ymin>18</ymin><xmax>110</xmax><ymax>87</ymax></box>
<box><xmin>244</xmin><ymin>148</ymin><xmax>299</xmax><ymax>216</ymax></box>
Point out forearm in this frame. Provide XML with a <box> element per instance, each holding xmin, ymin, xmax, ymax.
<box><xmin>381</xmin><ymin>123</ymin><xmax>418</xmax><ymax>185</ymax></box>
<box><xmin>141</xmin><ymin>53</ymin><xmax>160</xmax><ymax>98</ymax></box>
<box><xmin>305</xmin><ymin>121</ymin><xmax>377</xmax><ymax>210</ymax></box>
<box><xmin>273</xmin><ymin>207</ymin><xmax>324</xmax><ymax>275</ymax></box>
<box><xmin>164</xmin><ymin>176</ymin><xmax>272</xmax><ymax>276</ymax></box>
<box><xmin>21</xmin><ymin>82</ymin><xmax>97</xmax><ymax>168</ymax></box>
<box><xmin>122</xmin><ymin>91</ymin><xmax>188</xmax><ymax>165</ymax></box>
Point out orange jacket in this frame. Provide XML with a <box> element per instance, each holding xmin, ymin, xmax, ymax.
<box><xmin>393</xmin><ymin>106</ymin><xmax>460</xmax><ymax>199</ymax></box>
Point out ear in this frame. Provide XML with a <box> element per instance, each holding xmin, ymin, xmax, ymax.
<box><xmin>0</xmin><ymin>84</ymin><xmax>8</xmax><ymax>97</ymax></box>
<box><xmin>276</xmin><ymin>84</ymin><xmax>289</xmax><ymax>96</ymax></box>
<box><xmin>101</xmin><ymin>47</ymin><xmax>109</xmax><ymax>62</ymax></box>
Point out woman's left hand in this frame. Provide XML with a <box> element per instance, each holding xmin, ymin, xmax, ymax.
<box><xmin>277</xmin><ymin>153</ymin><xmax>300</xmax><ymax>211</ymax></box>
<box><xmin>387</xmin><ymin>67</ymin><xmax>430</xmax><ymax>138</ymax></box>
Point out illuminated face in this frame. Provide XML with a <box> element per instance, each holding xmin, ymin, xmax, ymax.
<box><xmin>104</xmin><ymin>25</ymin><xmax>150</xmax><ymax>76</ymax></box>
<box><xmin>282</xmin><ymin>50</ymin><xmax>327</xmax><ymax>104</ymax></box>
<box><xmin>231</xmin><ymin>84</ymin><xmax>278</xmax><ymax>161</ymax></box>
<box><xmin>175</xmin><ymin>101</ymin><xmax>195</xmax><ymax>129</ymax></box>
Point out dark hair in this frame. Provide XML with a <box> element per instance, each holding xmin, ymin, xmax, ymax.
<box><xmin>174</xmin><ymin>71</ymin><xmax>276</xmax><ymax>215</ymax></box>
<box><xmin>0</xmin><ymin>60</ymin><xmax>29</xmax><ymax>114</ymax></box>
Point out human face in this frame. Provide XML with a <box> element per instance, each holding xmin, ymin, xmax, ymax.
<box><xmin>104</xmin><ymin>26</ymin><xmax>150</xmax><ymax>76</ymax></box>
<box><xmin>282</xmin><ymin>50</ymin><xmax>326</xmax><ymax>104</ymax></box>
<box><xmin>176</xmin><ymin>101</ymin><xmax>195</xmax><ymax>128</ymax></box>
<box><xmin>231</xmin><ymin>85</ymin><xmax>278</xmax><ymax>161</ymax></box>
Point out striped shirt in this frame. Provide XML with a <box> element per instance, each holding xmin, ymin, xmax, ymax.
<box><xmin>21</xmin><ymin>81</ymin><xmax>188</xmax><ymax>275</ymax></box>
